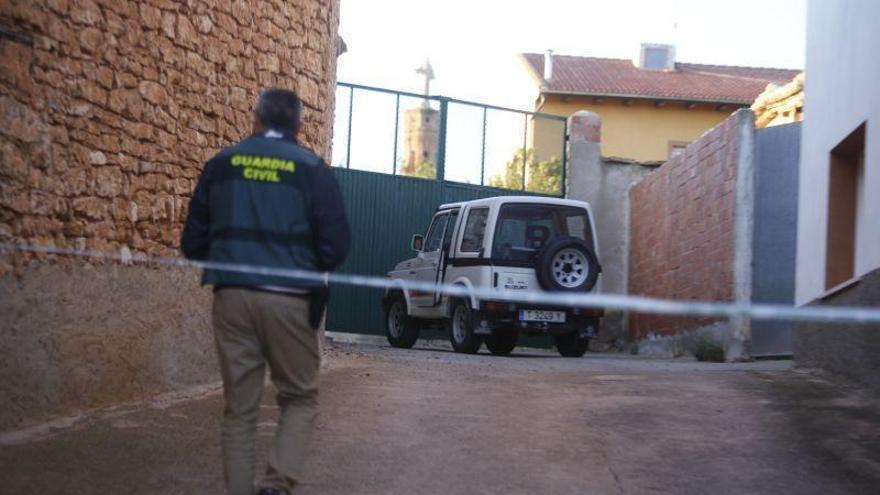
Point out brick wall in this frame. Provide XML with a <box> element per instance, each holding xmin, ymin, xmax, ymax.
<box><xmin>0</xmin><ymin>0</ymin><xmax>341</xmax><ymax>270</ymax></box>
<box><xmin>628</xmin><ymin>112</ymin><xmax>743</xmax><ymax>339</ymax></box>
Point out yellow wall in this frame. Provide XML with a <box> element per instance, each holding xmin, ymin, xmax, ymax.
<box><xmin>533</xmin><ymin>95</ymin><xmax>743</xmax><ymax>162</ymax></box>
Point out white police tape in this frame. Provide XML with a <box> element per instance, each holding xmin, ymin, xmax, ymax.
<box><xmin>1</xmin><ymin>242</ymin><xmax>879</xmax><ymax>324</ymax></box>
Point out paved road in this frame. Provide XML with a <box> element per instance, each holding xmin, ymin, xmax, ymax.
<box><xmin>2</xmin><ymin>343</ymin><xmax>880</xmax><ymax>494</ymax></box>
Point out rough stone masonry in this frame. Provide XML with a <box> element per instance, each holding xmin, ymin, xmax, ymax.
<box><xmin>0</xmin><ymin>0</ymin><xmax>341</xmax><ymax>431</ymax></box>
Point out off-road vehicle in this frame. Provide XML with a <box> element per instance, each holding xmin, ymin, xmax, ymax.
<box><xmin>382</xmin><ymin>196</ymin><xmax>603</xmax><ymax>357</ymax></box>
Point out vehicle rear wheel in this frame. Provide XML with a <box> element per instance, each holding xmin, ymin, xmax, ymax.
<box><xmin>448</xmin><ymin>299</ymin><xmax>483</xmax><ymax>354</ymax></box>
<box><xmin>385</xmin><ymin>294</ymin><xmax>419</xmax><ymax>349</ymax></box>
<box><xmin>485</xmin><ymin>330</ymin><xmax>518</xmax><ymax>355</ymax></box>
<box><xmin>555</xmin><ymin>331</ymin><xmax>589</xmax><ymax>357</ymax></box>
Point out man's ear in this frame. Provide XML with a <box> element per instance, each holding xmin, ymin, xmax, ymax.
<box><xmin>252</xmin><ymin>112</ymin><xmax>264</xmax><ymax>134</ymax></box>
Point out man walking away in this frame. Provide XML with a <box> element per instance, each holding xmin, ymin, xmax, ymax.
<box><xmin>181</xmin><ymin>88</ymin><xmax>350</xmax><ymax>495</ymax></box>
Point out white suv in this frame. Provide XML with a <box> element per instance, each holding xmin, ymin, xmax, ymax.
<box><xmin>382</xmin><ymin>196</ymin><xmax>603</xmax><ymax>357</ymax></box>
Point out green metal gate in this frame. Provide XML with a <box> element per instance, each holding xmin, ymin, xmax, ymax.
<box><xmin>326</xmin><ymin>83</ymin><xmax>567</xmax><ymax>335</ymax></box>
<box><xmin>327</xmin><ymin>169</ymin><xmax>554</xmax><ymax>334</ymax></box>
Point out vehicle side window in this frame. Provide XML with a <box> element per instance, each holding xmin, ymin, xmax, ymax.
<box><xmin>423</xmin><ymin>213</ymin><xmax>449</xmax><ymax>252</ymax></box>
<box><xmin>442</xmin><ymin>209</ymin><xmax>460</xmax><ymax>251</ymax></box>
<box><xmin>460</xmin><ymin>208</ymin><xmax>489</xmax><ymax>252</ymax></box>
<box><xmin>565</xmin><ymin>214</ymin><xmax>586</xmax><ymax>240</ymax></box>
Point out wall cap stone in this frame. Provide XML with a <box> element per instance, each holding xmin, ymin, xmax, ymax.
<box><xmin>567</xmin><ymin>110</ymin><xmax>601</xmax><ymax>144</ymax></box>
<box><xmin>603</xmin><ymin>156</ymin><xmax>664</xmax><ymax>167</ymax></box>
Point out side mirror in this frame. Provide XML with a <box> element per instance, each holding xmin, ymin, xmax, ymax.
<box><xmin>411</xmin><ymin>234</ymin><xmax>424</xmax><ymax>252</ymax></box>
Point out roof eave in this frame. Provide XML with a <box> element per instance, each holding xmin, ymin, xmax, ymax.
<box><xmin>540</xmin><ymin>89</ymin><xmax>752</xmax><ymax>106</ymax></box>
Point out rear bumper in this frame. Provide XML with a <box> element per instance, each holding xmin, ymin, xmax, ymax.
<box><xmin>476</xmin><ymin>300</ymin><xmax>602</xmax><ymax>335</ymax></box>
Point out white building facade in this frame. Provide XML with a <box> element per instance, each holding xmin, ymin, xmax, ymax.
<box><xmin>796</xmin><ymin>0</ymin><xmax>880</xmax><ymax>304</ymax></box>
<box><xmin>794</xmin><ymin>0</ymin><xmax>880</xmax><ymax>392</ymax></box>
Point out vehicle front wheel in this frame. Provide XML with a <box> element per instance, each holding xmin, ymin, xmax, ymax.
<box><xmin>485</xmin><ymin>330</ymin><xmax>518</xmax><ymax>355</ymax></box>
<box><xmin>385</xmin><ymin>294</ymin><xmax>419</xmax><ymax>349</ymax></box>
<box><xmin>555</xmin><ymin>331</ymin><xmax>589</xmax><ymax>357</ymax></box>
<box><xmin>448</xmin><ymin>299</ymin><xmax>483</xmax><ymax>354</ymax></box>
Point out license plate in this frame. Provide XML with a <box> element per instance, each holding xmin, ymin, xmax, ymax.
<box><xmin>519</xmin><ymin>310</ymin><xmax>566</xmax><ymax>323</ymax></box>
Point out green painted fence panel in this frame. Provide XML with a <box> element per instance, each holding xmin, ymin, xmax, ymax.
<box><xmin>327</xmin><ymin>168</ymin><xmax>551</xmax><ymax>335</ymax></box>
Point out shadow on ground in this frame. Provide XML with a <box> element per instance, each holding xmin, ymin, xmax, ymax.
<box><xmin>2</xmin><ymin>343</ymin><xmax>879</xmax><ymax>494</ymax></box>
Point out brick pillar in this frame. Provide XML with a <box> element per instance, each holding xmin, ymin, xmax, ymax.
<box><xmin>567</xmin><ymin>111</ymin><xmax>622</xmax><ymax>344</ymax></box>
<box><xmin>566</xmin><ymin>111</ymin><xmax>602</xmax><ymax>194</ymax></box>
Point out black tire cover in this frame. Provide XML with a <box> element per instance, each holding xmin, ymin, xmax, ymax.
<box><xmin>535</xmin><ymin>236</ymin><xmax>601</xmax><ymax>292</ymax></box>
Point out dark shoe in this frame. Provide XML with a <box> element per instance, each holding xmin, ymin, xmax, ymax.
<box><xmin>257</xmin><ymin>489</ymin><xmax>288</xmax><ymax>495</ymax></box>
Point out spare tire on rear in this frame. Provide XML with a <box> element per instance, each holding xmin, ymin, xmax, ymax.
<box><xmin>535</xmin><ymin>236</ymin><xmax>600</xmax><ymax>292</ymax></box>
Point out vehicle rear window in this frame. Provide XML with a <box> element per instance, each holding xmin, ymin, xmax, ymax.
<box><xmin>491</xmin><ymin>204</ymin><xmax>593</xmax><ymax>262</ymax></box>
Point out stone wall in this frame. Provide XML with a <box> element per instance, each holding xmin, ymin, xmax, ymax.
<box><xmin>0</xmin><ymin>0</ymin><xmax>341</xmax><ymax>431</ymax></box>
<box><xmin>0</xmin><ymin>264</ymin><xmax>214</xmax><ymax>430</ymax></box>
<box><xmin>628</xmin><ymin>111</ymin><xmax>746</xmax><ymax>340</ymax></box>
<box><xmin>565</xmin><ymin>111</ymin><xmax>657</xmax><ymax>346</ymax></box>
<box><xmin>1</xmin><ymin>0</ymin><xmax>340</xmax><ymax>264</ymax></box>
<box><xmin>795</xmin><ymin>268</ymin><xmax>880</xmax><ymax>394</ymax></box>
<box><xmin>750</xmin><ymin>73</ymin><xmax>804</xmax><ymax>129</ymax></box>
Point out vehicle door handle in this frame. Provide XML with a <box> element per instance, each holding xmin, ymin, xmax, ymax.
<box><xmin>409</xmin><ymin>270</ymin><xmax>416</xmax><ymax>275</ymax></box>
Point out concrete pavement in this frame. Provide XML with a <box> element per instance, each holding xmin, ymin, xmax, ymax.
<box><xmin>2</xmin><ymin>343</ymin><xmax>879</xmax><ymax>494</ymax></box>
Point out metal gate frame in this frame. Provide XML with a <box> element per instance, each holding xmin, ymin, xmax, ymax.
<box><xmin>327</xmin><ymin>82</ymin><xmax>567</xmax><ymax>336</ymax></box>
<box><xmin>336</xmin><ymin>82</ymin><xmax>568</xmax><ymax>195</ymax></box>
<box><xmin>327</xmin><ymin>170</ymin><xmax>555</xmax><ymax>336</ymax></box>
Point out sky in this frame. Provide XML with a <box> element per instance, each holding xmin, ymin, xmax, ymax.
<box><xmin>332</xmin><ymin>0</ymin><xmax>807</xmax><ymax>182</ymax></box>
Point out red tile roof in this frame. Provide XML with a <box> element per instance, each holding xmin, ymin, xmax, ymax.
<box><xmin>522</xmin><ymin>53</ymin><xmax>801</xmax><ymax>105</ymax></box>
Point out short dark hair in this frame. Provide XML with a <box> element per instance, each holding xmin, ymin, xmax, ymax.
<box><xmin>255</xmin><ymin>88</ymin><xmax>303</xmax><ymax>133</ymax></box>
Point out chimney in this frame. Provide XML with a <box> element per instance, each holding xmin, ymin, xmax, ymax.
<box><xmin>543</xmin><ymin>49</ymin><xmax>554</xmax><ymax>80</ymax></box>
<box><xmin>635</xmin><ymin>43</ymin><xmax>675</xmax><ymax>71</ymax></box>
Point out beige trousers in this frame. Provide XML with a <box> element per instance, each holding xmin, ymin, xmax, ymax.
<box><xmin>212</xmin><ymin>288</ymin><xmax>320</xmax><ymax>495</ymax></box>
